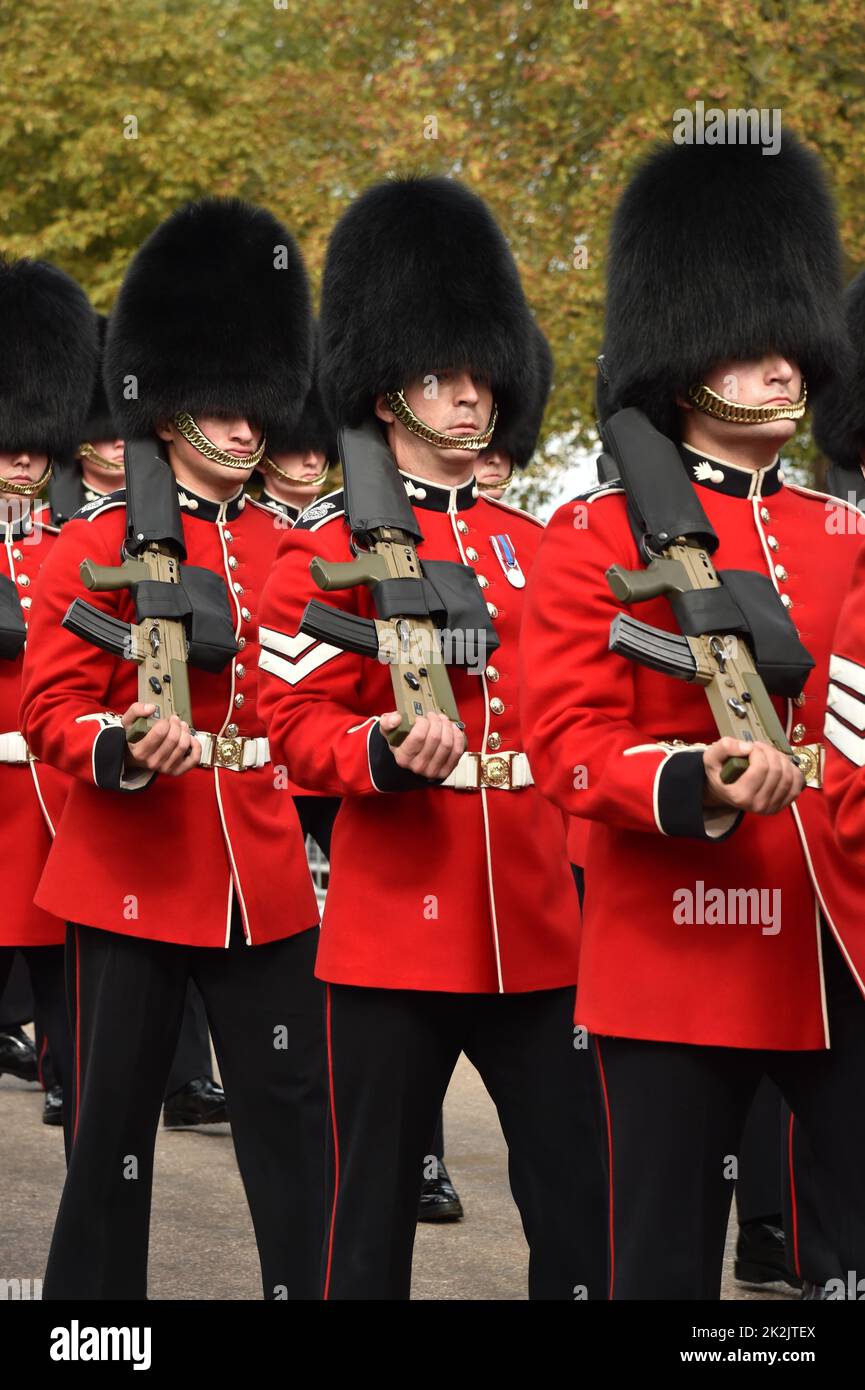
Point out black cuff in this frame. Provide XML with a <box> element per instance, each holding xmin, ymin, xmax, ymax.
<box><xmin>657</xmin><ymin>749</ymin><xmax>742</xmax><ymax>840</ymax></box>
<box><xmin>92</xmin><ymin>724</ymin><xmax>154</xmax><ymax>793</ymax></box>
<box><xmin>368</xmin><ymin>722</ymin><xmax>436</xmax><ymax>793</ymax></box>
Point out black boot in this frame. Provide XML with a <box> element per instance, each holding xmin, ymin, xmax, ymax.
<box><xmin>42</xmin><ymin>1085</ymin><xmax>64</xmax><ymax>1126</ymax></box>
<box><xmin>735</xmin><ymin>1218</ymin><xmax>801</xmax><ymax>1291</ymax></box>
<box><xmin>0</xmin><ymin>1026</ymin><xmax>39</xmax><ymax>1083</ymax></box>
<box><xmin>418</xmin><ymin>1159</ymin><xmax>464</xmax><ymax>1223</ymax></box>
<box><xmin>162</xmin><ymin>1077</ymin><xmax>227</xmax><ymax>1129</ymax></box>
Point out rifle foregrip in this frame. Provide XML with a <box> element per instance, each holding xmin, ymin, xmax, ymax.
<box><xmin>310</xmin><ymin>556</ymin><xmax>381</xmax><ymax>593</ymax></box>
<box><xmin>720</xmin><ymin>755</ymin><xmax>750</xmax><ymax>784</ymax></box>
<box><xmin>80</xmin><ymin>559</ymin><xmax>144</xmax><ymax>592</ymax></box>
<box><xmin>62</xmin><ymin>599</ymin><xmax>132</xmax><ymax>658</ymax></box>
<box><xmin>300</xmin><ymin>600</ymin><xmax>380</xmax><ymax>659</ymax></box>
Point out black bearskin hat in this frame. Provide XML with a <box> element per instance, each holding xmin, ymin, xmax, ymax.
<box><xmin>602</xmin><ymin>132</ymin><xmax>848</xmax><ymax>437</ymax></box>
<box><xmin>266</xmin><ymin>330</ymin><xmax>337</xmax><ymax>460</ymax></box>
<box><xmin>0</xmin><ymin>257</ymin><xmax>98</xmax><ymax>456</ymax></box>
<box><xmin>105</xmin><ymin>197</ymin><xmax>313</xmax><ymax>438</ymax></box>
<box><xmin>81</xmin><ymin>315</ymin><xmax>122</xmax><ymax>443</ymax></box>
<box><xmin>319</xmin><ymin>176</ymin><xmax>535</xmax><ymax>437</ymax></box>
<box><xmin>812</xmin><ymin>271</ymin><xmax>865</xmax><ymax>476</ymax></box>
<box><xmin>485</xmin><ymin>322</ymin><xmax>553</xmax><ymax>468</ymax></box>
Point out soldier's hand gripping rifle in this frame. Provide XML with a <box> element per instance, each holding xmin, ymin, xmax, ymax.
<box><xmin>61</xmin><ymin>441</ymin><xmax>195</xmax><ymax>743</ymax></box>
<box><xmin>600</xmin><ymin>409</ymin><xmax>814</xmax><ymax>785</ymax></box>
<box><xmin>299</xmin><ymin>421</ymin><xmax>470</xmax><ymax>747</ymax></box>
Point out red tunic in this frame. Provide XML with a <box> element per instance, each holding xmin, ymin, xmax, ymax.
<box><xmin>20</xmin><ymin>484</ymin><xmax>319</xmax><ymax>947</ymax></box>
<box><xmin>1</xmin><ymin>508</ymin><xmax>69</xmax><ymax>945</ymax></box>
<box><xmin>520</xmin><ymin>451</ymin><xmax>865</xmax><ymax>1050</ymax></box>
<box><xmin>257</xmin><ymin>473</ymin><xmax>580</xmax><ymax>993</ymax></box>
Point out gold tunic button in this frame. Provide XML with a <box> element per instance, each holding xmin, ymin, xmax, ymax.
<box><xmin>237</xmin><ymin>636</ymin><xmax>247</xmax><ymax>650</ymax></box>
<box><xmin>780</xmin><ymin>594</ymin><xmax>793</xmax><ymax>609</ymax></box>
<box><xmin>228</xmin><ymin>556</ymin><xmax>239</xmax><ymax>570</ymax></box>
<box><xmin>457</xmin><ymin>520</ymin><xmax>469</xmax><ymax>534</ymax></box>
<box><xmin>235</xmin><ymin>663</ymin><xmax>246</xmax><ymax>679</ymax></box>
<box><xmin>487</xmin><ymin>603</ymin><xmax>498</xmax><ymax>619</ymax></box>
<box><xmin>224</xmin><ymin>531</ymin><xmax>233</xmax><ymax>542</ymax></box>
<box><xmin>241</xmin><ymin>607</ymin><xmax>251</xmax><ymax>621</ymax></box>
<box><xmin>792</xmin><ymin>723</ymin><xmax>806</xmax><ymax>743</ymax></box>
<box><xmin>477</xmin><ymin>575</ymin><xmax>489</xmax><ymax>589</ymax></box>
<box><xmin>487</xmin><ymin>732</ymin><xmax>502</xmax><ymax>750</ymax></box>
<box><xmin>225</xmin><ymin>723</ymin><xmax>239</xmax><ymax>737</ymax></box>
<box><xmin>794</xmin><ymin>693</ymin><xmax>806</xmax><ymax>708</ymax></box>
<box><xmin>490</xmin><ymin>697</ymin><xmax>504</xmax><ymax>714</ymax></box>
<box><xmin>465</xmin><ymin>547</ymin><xmax>479</xmax><ymax>561</ymax></box>
<box><xmin>767</xmin><ymin>535</ymin><xmax>779</xmax><ymax>551</ymax></box>
<box><xmin>20</xmin><ymin>597</ymin><xmax>31</xmax><ymax>609</ymax></box>
<box><xmin>233</xmin><ymin>581</ymin><xmax>243</xmax><ymax>594</ymax></box>
<box><xmin>485</xmin><ymin>666</ymin><xmax>499</xmax><ymax>682</ymax></box>
<box><xmin>234</xmin><ymin>693</ymin><xmax>245</xmax><ymax>708</ymax></box>
<box><xmin>17</xmin><ymin>574</ymin><xmax>29</xmax><ymax>586</ymax></box>
<box><xmin>12</xmin><ymin>549</ymin><xmax>23</xmax><ymax>561</ymax></box>
<box><xmin>760</xmin><ymin>507</ymin><xmax>770</xmax><ymax>523</ymax></box>
<box><xmin>774</xmin><ymin>565</ymin><xmax>788</xmax><ymax>581</ymax></box>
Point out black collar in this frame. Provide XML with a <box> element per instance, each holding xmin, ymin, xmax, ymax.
<box><xmin>680</xmin><ymin>444</ymin><xmax>783</xmax><ymax>499</ymax></box>
<box><xmin>259</xmin><ymin>491</ymin><xmax>300</xmax><ymax>521</ymax></box>
<box><xmin>399</xmin><ymin>470</ymin><xmax>478</xmax><ymax>513</ymax></box>
<box><xmin>175</xmin><ymin>482</ymin><xmax>246</xmax><ymax>523</ymax></box>
<box><xmin>0</xmin><ymin>504</ymin><xmax>38</xmax><ymax>542</ymax></box>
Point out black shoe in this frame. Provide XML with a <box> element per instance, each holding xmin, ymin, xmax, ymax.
<box><xmin>163</xmin><ymin>1077</ymin><xmax>227</xmax><ymax>1129</ymax></box>
<box><xmin>42</xmin><ymin>1085</ymin><xmax>64</xmax><ymax>1126</ymax></box>
<box><xmin>735</xmin><ymin>1218</ymin><xmax>801</xmax><ymax>1291</ymax></box>
<box><xmin>801</xmin><ymin>1280</ymin><xmax>835</xmax><ymax>1300</ymax></box>
<box><xmin>0</xmin><ymin>1026</ymin><xmax>39</xmax><ymax>1084</ymax></box>
<box><xmin>418</xmin><ymin>1160</ymin><xmax>464</xmax><ymax>1223</ymax></box>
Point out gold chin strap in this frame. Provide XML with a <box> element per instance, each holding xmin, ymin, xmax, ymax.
<box><xmin>263</xmin><ymin>455</ymin><xmax>329</xmax><ymax>487</ymax></box>
<box><xmin>77</xmin><ymin>442</ymin><xmax>125</xmax><ymax>471</ymax></box>
<box><xmin>688</xmin><ymin>381</ymin><xmax>808</xmax><ymax>425</ymax></box>
<box><xmin>476</xmin><ymin>466</ymin><xmax>515</xmax><ymax>494</ymax></box>
<box><xmin>173</xmin><ymin>413</ymin><xmax>266</xmax><ymax>469</ymax></box>
<box><xmin>386</xmin><ymin>391</ymin><xmax>497</xmax><ymax>451</ymax></box>
<box><xmin>0</xmin><ymin>460</ymin><xmax>53</xmax><ymax>496</ymax></box>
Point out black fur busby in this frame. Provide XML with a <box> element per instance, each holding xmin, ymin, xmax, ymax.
<box><xmin>0</xmin><ymin>257</ymin><xmax>98</xmax><ymax>455</ymax></box>
<box><xmin>812</xmin><ymin>271</ymin><xmax>865</xmax><ymax>475</ymax></box>
<box><xmin>266</xmin><ymin>331</ymin><xmax>337</xmax><ymax>460</ymax></box>
<box><xmin>319</xmin><ymin>176</ymin><xmax>535</xmax><ymax>436</ymax></box>
<box><xmin>81</xmin><ymin>315</ymin><xmax>122</xmax><ymax>443</ymax></box>
<box><xmin>602</xmin><ymin>132</ymin><xmax>848</xmax><ymax>437</ymax></box>
<box><xmin>487</xmin><ymin>322</ymin><xmax>553</xmax><ymax>468</ymax></box>
<box><xmin>105</xmin><ymin>197</ymin><xmax>313</xmax><ymax>438</ymax></box>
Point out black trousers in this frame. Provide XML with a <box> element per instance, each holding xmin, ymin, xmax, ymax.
<box><xmin>736</xmin><ymin>1076</ymin><xmax>784</xmax><ymax>1225</ymax></box>
<box><xmin>595</xmin><ymin>925</ymin><xmax>865</xmax><ymax>1299</ymax></box>
<box><xmin>164</xmin><ymin>981</ymin><xmax>214</xmax><ymax>1097</ymax></box>
<box><xmin>0</xmin><ymin>944</ymin><xmax>73</xmax><ymax>1158</ymax></box>
<box><xmin>43</xmin><ymin>912</ymin><xmax>327</xmax><ymax>1300</ymax></box>
<box><xmin>323</xmin><ymin>982</ymin><xmax>608</xmax><ymax>1300</ymax></box>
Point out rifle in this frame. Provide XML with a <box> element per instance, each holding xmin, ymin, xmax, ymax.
<box><xmin>600</xmin><ymin>409</ymin><xmax>813</xmax><ymax>785</ymax></box>
<box><xmin>62</xmin><ymin>441</ymin><xmax>193</xmax><ymax>743</ymax></box>
<box><xmin>299</xmin><ymin>421</ymin><xmax>467</xmax><ymax>747</ymax></box>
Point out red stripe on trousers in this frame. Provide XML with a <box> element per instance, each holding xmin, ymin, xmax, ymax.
<box><xmin>787</xmin><ymin>1112</ymin><xmax>801</xmax><ymax>1279</ymax></box>
<box><xmin>322</xmin><ymin>983</ymin><xmax>340</xmax><ymax>1301</ymax></box>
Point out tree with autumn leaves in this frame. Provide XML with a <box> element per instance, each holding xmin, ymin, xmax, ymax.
<box><xmin>3</xmin><ymin>0</ymin><xmax>865</xmax><ymax>494</ymax></box>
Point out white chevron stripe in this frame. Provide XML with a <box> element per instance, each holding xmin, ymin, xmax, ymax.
<box><xmin>829</xmin><ymin>652</ymin><xmax>865</xmax><ymax>699</ymax></box>
<box><xmin>259</xmin><ymin>641</ymin><xmax>343</xmax><ymax>687</ymax></box>
<box><xmin>825</xmin><ymin>710</ymin><xmax>865</xmax><ymax>766</ymax></box>
<box><xmin>258</xmin><ymin>625</ymin><xmax>315</xmax><ymax>660</ymax></box>
<box><xmin>827</xmin><ymin>681</ymin><xmax>865</xmax><ymax>733</ymax></box>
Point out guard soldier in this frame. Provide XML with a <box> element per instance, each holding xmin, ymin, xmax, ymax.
<box><xmin>520</xmin><ymin>131</ymin><xmax>865</xmax><ymax>1298</ymax></box>
<box><xmin>473</xmin><ymin>324</ymin><xmax>553</xmax><ymax>501</ymax></box>
<box><xmin>0</xmin><ymin>257</ymin><xmax>97</xmax><ymax>1158</ymax></box>
<box><xmin>257</xmin><ymin>175</ymin><xmax>607</xmax><ymax>1300</ymax></box>
<box><xmin>47</xmin><ymin>315</ymin><xmax>126</xmax><ymax>526</ymax></box>
<box><xmin>250</xmin><ymin>342</ymin><xmax>336</xmax><ymax>525</ymax></box>
<box><xmin>21</xmin><ymin>198</ymin><xmax>326</xmax><ymax>1300</ymax></box>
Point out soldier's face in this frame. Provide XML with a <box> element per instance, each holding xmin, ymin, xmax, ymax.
<box><xmin>475</xmin><ymin>448</ymin><xmax>512</xmax><ymax>486</ymax></box>
<box><xmin>157</xmin><ymin>416</ymin><xmax>262</xmax><ymax>477</ymax></box>
<box><xmin>684</xmin><ymin>356</ymin><xmax>802</xmax><ymax>447</ymax></box>
<box><xmin>87</xmin><ymin>438</ymin><xmax>126</xmax><ymax>468</ymax></box>
<box><xmin>267</xmin><ymin>449</ymin><xmax>327</xmax><ymax>488</ymax></box>
<box><xmin>399</xmin><ymin>369</ymin><xmax>493</xmax><ymax>452</ymax></box>
<box><xmin>0</xmin><ymin>449</ymin><xmax>48</xmax><ymax>492</ymax></box>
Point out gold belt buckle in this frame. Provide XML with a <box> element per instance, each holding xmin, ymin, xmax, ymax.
<box><xmin>215</xmin><ymin>736</ymin><xmax>242</xmax><ymax>770</ymax></box>
<box><xmin>480</xmin><ymin>752</ymin><xmax>513</xmax><ymax>789</ymax></box>
<box><xmin>793</xmin><ymin>742</ymin><xmax>823</xmax><ymax>789</ymax></box>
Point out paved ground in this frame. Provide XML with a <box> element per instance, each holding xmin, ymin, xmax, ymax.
<box><xmin>0</xmin><ymin>1055</ymin><xmax>796</xmax><ymax>1301</ymax></box>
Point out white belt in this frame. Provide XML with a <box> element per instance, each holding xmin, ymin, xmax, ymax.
<box><xmin>441</xmin><ymin>750</ymin><xmax>533</xmax><ymax>791</ymax></box>
<box><xmin>0</xmin><ymin>731</ymin><xmax>30</xmax><ymax>764</ymax></box>
<box><xmin>196</xmin><ymin>732</ymin><xmax>270</xmax><ymax>772</ymax></box>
